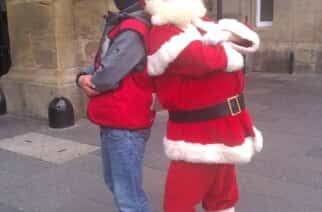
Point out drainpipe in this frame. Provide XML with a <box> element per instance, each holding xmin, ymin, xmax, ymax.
<box><xmin>289</xmin><ymin>51</ymin><xmax>294</xmax><ymax>74</ymax></box>
<box><xmin>217</xmin><ymin>0</ymin><xmax>223</xmax><ymax>20</ymax></box>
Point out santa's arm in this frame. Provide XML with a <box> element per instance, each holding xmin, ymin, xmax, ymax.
<box><xmin>193</xmin><ymin>18</ymin><xmax>260</xmax><ymax>54</ymax></box>
<box><xmin>217</xmin><ymin>19</ymin><xmax>260</xmax><ymax>54</ymax></box>
<box><xmin>148</xmin><ymin>25</ymin><xmax>244</xmax><ymax>77</ymax></box>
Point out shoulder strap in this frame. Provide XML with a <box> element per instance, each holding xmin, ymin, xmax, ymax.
<box><xmin>118</xmin><ymin>18</ymin><xmax>150</xmax><ymax>45</ymax></box>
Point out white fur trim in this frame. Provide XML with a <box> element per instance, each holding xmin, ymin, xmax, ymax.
<box><xmin>151</xmin><ymin>15</ymin><xmax>168</xmax><ymax>26</ymax></box>
<box><xmin>215</xmin><ymin>207</ymin><xmax>235</xmax><ymax>212</ymax></box>
<box><xmin>193</xmin><ymin>18</ymin><xmax>222</xmax><ymax>33</ymax></box>
<box><xmin>163</xmin><ymin>127</ymin><xmax>263</xmax><ymax>164</ymax></box>
<box><xmin>148</xmin><ymin>25</ymin><xmax>202</xmax><ymax>76</ymax></box>
<box><xmin>203</xmin><ymin>30</ymin><xmax>231</xmax><ymax>45</ymax></box>
<box><xmin>145</xmin><ymin>0</ymin><xmax>207</xmax><ymax>27</ymax></box>
<box><xmin>253</xmin><ymin>127</ymin><xmax>263</xmax><ymax>152</ymax></box>
<box><xmin>218</xmin><ymin>19</ymin><xmax>260</xmax><ymax>54</ymax></box>
<box><xmin>222</xmin><ymin>43</ymin><xmax>244</xmax><ymax>72</ymax></box>
<box><xmin>193</xmin><ymin>19</ymin><xmax>231</xmax><ymax>45</ymax></box>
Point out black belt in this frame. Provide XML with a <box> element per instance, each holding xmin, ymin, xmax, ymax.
<box><xmin>169</xmin><ymin>94</ymin><xmax>245</xmax><ymax>123</ymax></box>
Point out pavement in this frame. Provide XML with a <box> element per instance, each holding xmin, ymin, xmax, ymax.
<box><xmin>0</xmin><ymin>72</ymin><xmax>322</xmax><ymax>212</ymax></box>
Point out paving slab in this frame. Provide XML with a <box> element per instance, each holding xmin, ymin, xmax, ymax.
<box><xmin>0</xmin><ymin>133</ymin><xmax>99</xmax><ymax>164</ymax></box>
<box><xmin>0</xmin><ymin>203</ymin><xmax>25</xmax><ymax>212</ymax></box>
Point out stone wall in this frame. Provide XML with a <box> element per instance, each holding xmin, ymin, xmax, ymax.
<box><xmin>1</xmin><ymin>0</ymin><xmax>114</xmax><ymax>119</ymax></box>
<box><xmin>2</xmin><ymin>0</ymin><xmax>322</xmax><ymax>119</ymax></box>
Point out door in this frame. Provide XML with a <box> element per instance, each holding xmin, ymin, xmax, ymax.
<box><xmin>0</xmin><ymin>0</ymin><xmax>11</xmax><ymax>77</ymax></box>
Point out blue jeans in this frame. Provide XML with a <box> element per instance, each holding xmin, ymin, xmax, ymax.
<box><xmin>100</xmin><ymin>127</ymin><xmax>151</xmax><ymax>212</ymax></box>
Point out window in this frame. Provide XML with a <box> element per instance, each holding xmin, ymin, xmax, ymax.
<box><xmin>256</xmin><ymin>0</ymin><xmax>274</xmax><ymax>27</ymax></box>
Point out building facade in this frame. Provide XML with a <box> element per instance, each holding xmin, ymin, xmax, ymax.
<box><xmin>206</xmin><ymin>0</ymin><xmax>322</xmax><ymax>74</ymax></box>
<box><xmin>1</xmin><ymin>0</ymin><xmax>115</xmax><ymax>119</ymax></box>
<box><xmin>1</xmin><ymin>0</ymin><xmax>322</xmax><ymax>120</ymax></box>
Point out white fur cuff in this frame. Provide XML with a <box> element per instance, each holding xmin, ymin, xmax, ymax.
<box><xmin>222</xmin><ymin>43</ymin><xmax>244</xmax><ymax>72</ymax></box>
<box><xmin>218</xmin><ymin>19</ymin><xmax>260</xmax><ymax>54</ymax></box>
<box><xmin>203</xmin><ymin>30</ymin><xmax>231</xmax><ymax>45</ymax></box>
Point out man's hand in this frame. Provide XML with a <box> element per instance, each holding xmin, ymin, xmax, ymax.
<box><xmin>78</xmin><ymin>75</ymin><xmax>100</xmax><ymax>97</ymax></box>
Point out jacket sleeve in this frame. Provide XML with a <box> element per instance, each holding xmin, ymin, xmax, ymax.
<box><xmin>91</xmin><ymin>30</ymin><xmax>146</xmax><ymax>92</ymax></box>
<box><xmin>75</xmin><ymin>64</ymin><xmax>95</xmax><ymax>87</ymax></box>
<box><xmin>148</xmin><ymin>26</ymin><xmax>243</xmax><ymax>77</ymax></box>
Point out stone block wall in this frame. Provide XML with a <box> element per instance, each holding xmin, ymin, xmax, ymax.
<box><xmin>1</xmin><ymin>0</ymin><xmax>114</xmax><ymax>119</ymax></box>
<box><xmin>2</xmin><ymin>0</ymin><xmax>322</xmax><ymax>119</ymax></box>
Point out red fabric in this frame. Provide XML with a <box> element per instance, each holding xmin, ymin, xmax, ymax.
<box><xmin>149</xmin><ymin>25</ymin><xmax>229</xmax><ymax>77</ymax></box>
<box><xmin>149</xmin><ymin>24</ymin><xmax>255</xmax><ymax>146</ymax></box>
<box><xmin>164</xmin><ymin>161</ymin><xmax>239</xmax><ymax>212</ymax></box>
<box><xmin>87</xmin><ymin>18</ymin><xmax>155</xmax><ymax>129</ymax></box>
<box><xmin>139</xmin><ymin>0</ymin><xmax>145</xmax><ymax>7</ymax></box>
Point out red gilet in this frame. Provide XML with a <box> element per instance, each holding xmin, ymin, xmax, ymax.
<box><xmin>87</xmin><ymin>18</ymin><xmax>155</xmax><ymax>129</ymax></box>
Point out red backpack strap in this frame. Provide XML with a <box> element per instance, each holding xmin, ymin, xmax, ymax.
<box><xmin>118</xmin><ymin>18</ymin><xmax>150</xmax><ymax>45</ymax></box>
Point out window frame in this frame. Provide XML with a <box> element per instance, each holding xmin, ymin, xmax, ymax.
<box><xmin>256</xmin><ymin>0</ymin><xmax>273</xmax><ymax>27</ymax></box>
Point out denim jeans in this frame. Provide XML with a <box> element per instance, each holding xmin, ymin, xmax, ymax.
<box><xmin>100</xmin><ymin>127</ymin><xmax>151</xmax><ymax>212</ymax></box>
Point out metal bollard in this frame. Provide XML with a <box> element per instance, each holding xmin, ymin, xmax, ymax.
<box><xmin>48</xmin><ymin>97</ymin><xmax>75</xmax><ymax>129</ymax></box>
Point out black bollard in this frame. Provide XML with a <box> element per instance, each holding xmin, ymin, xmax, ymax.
<box><xmin>289</xmin><ymin>51</ymin><xmax>294</xmax><ymax>74</ymax></box>
<box><xmin>0</xmin><ymin>89</ymin><xmax>6</xmax><ymax>115</ymax></box>
<box><xmin>48</xmin><ymin>97</ymin><xmax>75</xmax><ymax>129</ymax></box>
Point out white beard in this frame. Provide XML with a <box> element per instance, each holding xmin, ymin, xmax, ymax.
<box><xmin>145</xmin><ymin>0</ymin><xmax>207</xmax><ymax>27</ymax></box>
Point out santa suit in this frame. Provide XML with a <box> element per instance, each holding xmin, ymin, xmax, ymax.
<box><xmin>146</xmin><ymin>1</ymin><xmax>263</xmax><ymax>211</ymax></box>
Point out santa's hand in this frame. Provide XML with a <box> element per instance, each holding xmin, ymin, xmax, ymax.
<box><xmin>218</xmin><ymin>19</ymin><xmax>260</xmax><ymax>54</ymax></box>
<box><xmin>202</xmin><ymin>30</ymin><xmax>231</xmax><ymax>45</ymax></box>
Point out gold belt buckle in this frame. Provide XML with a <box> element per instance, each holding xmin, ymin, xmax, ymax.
<box><xmin>227</xmin><ymin>95</ymin><xmax>241</xmax><ymax>116</ymax></box>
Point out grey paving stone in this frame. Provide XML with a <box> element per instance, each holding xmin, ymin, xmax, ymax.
<box><xmin>0</xmin><ymin>164</ymin><xmax>112</xmax><ymax>212</ymax></box>
<box><xmin>144</xmin><ymin>113</ymin><xmax>169</xmax><ymax>172</ymax></box>
<box><xmin>306</xmin><ymin>147</ymin><xmax>322</xmax><ymax>159</ymax></box>
<box><xmin>238</xmin><ymin>172</ymin><xmax>322</xmax><ymax>209</ymax></box>
<box><xmin>0</xmin><ymin>115</ymin><xmax>46</xmax><ymax>140</ymax></box>
<box><xmin>0</xmin><ymin>202</ymin><xmax>24</xmax><ymax>212</ymax></box>
<box><xmin>39</xmin><ymin>119</ymin><xmax>100</xmax><ymax>147</ymax></box>
<box><xmin>237</xmin><ymin>190</ymin><xmax>322</xmax><ymax>212</ymax></box>
<box><xmin>142</xmin><ymin>167</ymin><xmax>166</xmax><ymax>212</ymax></box>
<box><xmin>0</xmin><ymin>149</ymin><xmax>54</xmax><ymax>190</ymax></box>
<box><xmin>52</xmin><ymin>197</ymin><xmax>117</xmax><ymax>212</ymax></box>
<box><xmin>59</xmin><ymin>154</ymin><xmax>103</xmax><ymax>176</ymax></box>
<box><xmin>238</xmin><ymin>159</ymin><xmax>322</xmax><ymax>190</ymax></box>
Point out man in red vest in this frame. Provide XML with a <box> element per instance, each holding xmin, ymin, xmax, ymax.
<box><xmin>145</xmin><ymin>0</ymin><xmax>263</xmax><ymax>211</ymax></box>
<box><xmin>76</xmin><ymin>1</ymin><xmax>155</xmax><ymax>211</ymax></box>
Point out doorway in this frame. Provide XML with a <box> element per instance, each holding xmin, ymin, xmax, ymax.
<box><xmin>0</xmin><ymin>0</ymin><xmax>11</xmax><ymax>77</ymax></box>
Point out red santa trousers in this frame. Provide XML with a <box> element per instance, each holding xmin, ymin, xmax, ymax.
<box><xmin>164</xmin><ymin>161</ymin><xmax>239</xmax><ymax>212</ymax></box>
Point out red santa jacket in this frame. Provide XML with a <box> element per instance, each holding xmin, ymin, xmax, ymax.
<box><xmin>148</xmin><ymin>20</ymin><xmax>262</xmax><ymax>164</ymax></box>
<box><xmin>87</xmin><ymin>18</ymin><xmax>155</xmax><ymax>129</ymax></box>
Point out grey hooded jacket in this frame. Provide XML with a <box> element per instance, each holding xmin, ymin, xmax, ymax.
<box><xmin>78</xmin><ymin>2</ymin><xmax>149</xmax><ymax>92</ymax></box>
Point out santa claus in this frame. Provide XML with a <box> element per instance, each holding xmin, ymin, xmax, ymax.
<box><xmin>144</xmin><ymin>0</ymin><xmax>263</xmax><ymax>212</ymax></box>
